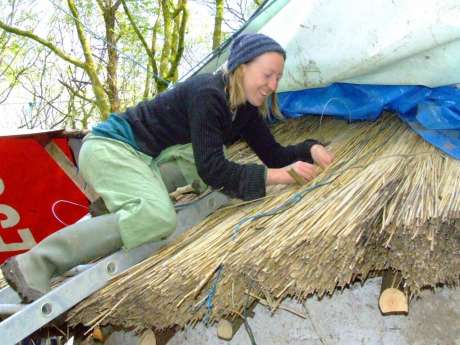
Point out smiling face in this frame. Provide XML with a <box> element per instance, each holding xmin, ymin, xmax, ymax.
<box><xmin>241</xmin><ymin>51</ymin><xmax>285</xmax><ymax>107</ymax></box>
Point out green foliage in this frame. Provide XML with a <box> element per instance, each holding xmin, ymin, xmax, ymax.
<box><xmin>0</xmin><ymin>0</ymin><xmax>262</xmax><ymax>129</ymax></box>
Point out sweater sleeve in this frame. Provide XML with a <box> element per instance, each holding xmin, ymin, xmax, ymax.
<box><xmin>240</xmin><ymin>110</ymin><xmax>320</xmax><ymax>168</ymax></box>
<box><xmin>189</xmin><ymin>90</ymin><xmax>267</xmax><ymax>201</ymax></box>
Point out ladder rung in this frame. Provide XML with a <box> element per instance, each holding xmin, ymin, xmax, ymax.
<box><xmin>0</xmin><ymin>304</ymin><xmax>24</xmax><ymax>315</ymax></box>
<box><xmin>0</xmin><ymin>191</ymin><xmax>230</xmax><ymax>345</ymax></box>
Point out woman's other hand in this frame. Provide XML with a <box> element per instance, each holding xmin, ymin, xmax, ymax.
<box><xmin>267</xmin><ymin>161</ymin><xmax>318</xmax><ymax>185</ymax></box>
<box><xmin>310</xmin><ymin>144</ymin><xmax>334</xmax><ymax>170</ymax></box>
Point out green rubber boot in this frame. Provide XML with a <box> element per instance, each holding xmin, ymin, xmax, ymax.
<box><xmin>158</xmin><ymin>160</ymin><xmax>188</xmax><ymax>193</ymax></box>
<box><xmin>0</xmin><ymin>213</ymin><xmax>122</xmax><ymax>303</ymax></box>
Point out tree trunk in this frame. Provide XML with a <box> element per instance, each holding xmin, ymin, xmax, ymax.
<box><xmin>212</xmin><ymin>0</ymin><xmax>224</xmax><ymax>50</ymax></box>
<box><xmin>159</xmin><ymin>0</ymin><xmax>172</xmax><ymax>92</ymax></box>
<box><xmin>68</xmin><ymin>0</ymin><xmax>111</xmax><ymax>119</ymax></box>
<box><xmin>167</xmin><ymin>0</ymin><xmax>188</xmax><ymax>82</ymax></box>
<box><xmin>101</xmin><ymin>0</ymin><xmax>121</xmax><ymax>113</ymax></box>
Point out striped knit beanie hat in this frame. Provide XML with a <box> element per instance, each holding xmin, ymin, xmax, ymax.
<box><xmin>227</xmin><ymin>33</ymin><xmax>286</xmax><ymax>73</ymax></box>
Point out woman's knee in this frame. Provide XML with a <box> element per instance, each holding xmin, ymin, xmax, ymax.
<box><xmin>77</xmin><ymin>140</ymin><xmax>106</xmax><ymax>185</ymax></box>
<box><xmin>143</xmin><ymin>199</ymin><xmax>177</xmax><ymax>239</ymax></box>
<box><xmin>158</xmin><ymin>203</ymin><xmax>177</xmax><ymax>238</ymax></box>
<box><xmin>117</xmin><ymin>198</ymin><xmax>177</xmax><ymax>248</ymax></box>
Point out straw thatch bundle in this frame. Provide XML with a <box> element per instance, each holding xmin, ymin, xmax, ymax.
<box><xmin>0</xmin><ymin>272</ymin><xmax>6</xmax><ymax>290</ymax></box>
<box><xmin>67</xmin><ymin>113</ymin><xmax>460</xmax><ymax>330</ymax></box>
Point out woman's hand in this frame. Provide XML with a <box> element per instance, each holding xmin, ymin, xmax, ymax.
<box><xmin>267</xmin><ymin>161</ymin><xmax>318</xmax><ymax>185</ymax></box>
<box><xmin>266</xmin><ymin>145</ymin><xmax>334</xmax><ymax>186</ymax></box>
<box><xmin>310</xmin><ymin>144</ymin><xmax>334</xmax><ymax>170</ymax></box>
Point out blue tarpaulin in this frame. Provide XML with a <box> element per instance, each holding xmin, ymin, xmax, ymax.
<box><xmin>278</xmin><ymin>84</ymin><xmax>460</xmax><ymax>159</ymax></box>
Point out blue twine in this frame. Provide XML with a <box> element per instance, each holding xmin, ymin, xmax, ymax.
<box><xmin>231</xmin><ymin>117</ymin><xmax>399</xmax><ymax>238</ymax></box>
<box><xmin>232</xmin><ymin>178</ymin><xmax>335</xmax><ymax>239</ymax></box>
<box><xmin>203</xmin><ymin>265</ymin><xmax>224</xmax><ymax>325</ymax></box>
<box><xmin>233</xmin><ymin>191</ymin><xmax>302</xmax><ymax>239</ymax></box>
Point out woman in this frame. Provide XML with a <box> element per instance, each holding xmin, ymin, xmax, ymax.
<box><xmin>1</xmin><ymin>33</ymin><xmax>334</xmax><ymax>302</ymax></box>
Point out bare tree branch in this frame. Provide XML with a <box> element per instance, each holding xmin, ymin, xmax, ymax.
<box><xmin>58</xmin><ymin>79</ymin><xmax>95</xmax><ymax>104</ymax></box>
<box><xmin>0</xmin><ymin>19</ymin><xmax>85</xmax><ymax>68</ymax></box>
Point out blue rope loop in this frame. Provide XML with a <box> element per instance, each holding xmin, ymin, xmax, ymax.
<box><xmin>232</xmin><ymin>117</ymin><xmax>399</xmax><ymax>239</ymax></box>
<box><xmin>203</xmin><ymin>264</ymin><xmax>224</xmax><ymax>325</ymax></box>
<box><xmin>232</xmin><ymin>191</ymin><xmax>305</xmax><ymax>239</ymax></box>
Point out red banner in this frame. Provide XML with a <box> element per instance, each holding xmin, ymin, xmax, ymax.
<box><xmin>0</xmin><ymin>137</ymin><xmax>89</xmax><ymax>263</ymax></box>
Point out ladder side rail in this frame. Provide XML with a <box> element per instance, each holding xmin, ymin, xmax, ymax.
<box><xmin>0</xmin><ymin>191</ymin><xmax>230</xmax><ymax>345</ymax></box>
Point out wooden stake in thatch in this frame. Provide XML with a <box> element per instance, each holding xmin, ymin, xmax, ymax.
<box><xmin>217</xmin><ymin>299</ymin><xmax>257</xmax><ymax>341</ymax></box>
<box><xmin>379</xmin><ymin>270</ymin><xmax>408</xmax><ymax>315</ymax></box>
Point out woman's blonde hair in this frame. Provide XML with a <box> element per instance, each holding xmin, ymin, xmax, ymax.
<box><xmin>223</xmin><ymin>65</ymin><xmax>284</xmax><ymax>120</ymax></box>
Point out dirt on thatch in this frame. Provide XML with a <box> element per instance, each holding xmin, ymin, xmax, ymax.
<box><xmin>67</xmin><ymin>113</ymin><xmax>460</xmax><ymax>331</ymax></box>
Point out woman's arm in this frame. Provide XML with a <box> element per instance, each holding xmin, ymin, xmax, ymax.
<box><xmin>189</xmin><ymin>90</ymin><xmax>267</xmax><ymax>200</ymax></box>
<box><xmin>240</xmin><ymin>109</ymin><xmax>335</xmax><ymax>170</ymax></box>
<box><xmin>239</xmin><ymin>109</ymin><xmax>320</xmax><ymax>168</ymax></box>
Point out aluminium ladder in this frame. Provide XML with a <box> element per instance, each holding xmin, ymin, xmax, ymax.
<box><xmin>0</xmin><ymin>190</ymin><xmax>230</xmax><ymax>345</ymax></box>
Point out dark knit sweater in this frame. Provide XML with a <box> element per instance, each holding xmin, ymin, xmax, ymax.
<box><xmin>121</xmin><ymin>72</ymin><xmax>318</xmax><ymax>200</ymax></box>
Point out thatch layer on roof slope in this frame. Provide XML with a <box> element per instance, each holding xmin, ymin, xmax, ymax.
<box><xmin>68</xmin><ymin>114</ymin><xmax>460</xmax><ymax>330</ymax></box>
<box><xmin>0</xmin><ymin>273</ymin><xmax>7</xmax><ymax>290</ymax></box>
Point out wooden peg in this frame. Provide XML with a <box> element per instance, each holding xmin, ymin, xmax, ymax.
<box><xmin>287</xmin><ymin>169</ymin><xmax>307</xmax><ymax>186</ymax></box>
<box><xmin>379</xmin><ymin>270</ymin><xmax>409</xmax><ymax>315</ymax></box>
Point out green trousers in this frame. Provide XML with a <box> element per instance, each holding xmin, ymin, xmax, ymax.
<box><xmin>78</xmin><ymin>135</ymin><xmax>206</xmax><ymax>249</ymax></box>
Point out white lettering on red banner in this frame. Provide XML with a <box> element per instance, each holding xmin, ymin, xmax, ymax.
<box><xmin>0</xmin><ymin>178</ymin><xmax>37</xmax><ymax>252</ymax></box>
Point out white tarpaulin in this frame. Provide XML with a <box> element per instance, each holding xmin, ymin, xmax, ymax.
<box><xmin>257</xmin><ymin>0</ymin><xmax>460</xmax><ymax>91</ymax></box>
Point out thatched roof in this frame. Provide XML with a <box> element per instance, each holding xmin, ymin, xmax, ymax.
<box><xmin>65</xmin><ymin>113</ymin><xmax>459</xmax><ymax>330</ymax></box>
